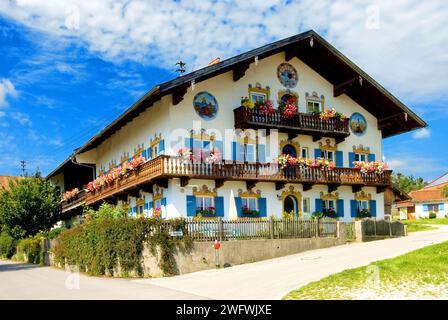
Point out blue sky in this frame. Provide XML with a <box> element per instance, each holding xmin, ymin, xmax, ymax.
<box><xmin>0</xmin><ymin>1</ymin><xmax>447</xmax><ymax>182</ymax></box>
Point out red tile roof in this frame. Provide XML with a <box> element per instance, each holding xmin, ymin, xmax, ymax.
<box><xmin>409</xmin><ymin>182</ymin><xmax>448</xmax><ymax>202</ymax></box>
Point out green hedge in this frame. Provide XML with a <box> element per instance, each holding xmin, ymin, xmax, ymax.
<box><xmin>53</xmin><ymin>217</ymin><xmax>192</xmax><ymax>277</ymax></box>
<box><xmin>0</xmin><ymin>231</ymin><xmax>16</xmax><ymax>259</ymax></box>
<box><xmin>15</xmin><ymin>235</ymin><xmax>46</xmax><ymax>265</ymax></box>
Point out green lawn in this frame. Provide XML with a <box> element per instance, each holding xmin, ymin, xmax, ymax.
<box><xmin>283</xmin><ymin>241</ymin><xmax>448</xmax><ymax>300</ymax></box>
<box><xmin>403</xmin><ymin>218</ymin><xmax>448</xmax><ymax>225</ymax></box>
<box><xmin>404</xmin><ymin>224</ymin><xmax>437</xmax><ymax>233</ymax></box>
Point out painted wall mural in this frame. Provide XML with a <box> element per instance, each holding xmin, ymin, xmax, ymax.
<box><xmin>277</xmin><ymin>62</ymin><xmax>298</xmax><ymax>88</ymax></box>
<box><xmin>349</xmin><ymin>112</ymin><xmax>367</xmax><ymax>136</ymax></box>
<box><xmin>193</xmin><ymin>91</ymin><xmax>219</xmax><ymax>120</ymax></box>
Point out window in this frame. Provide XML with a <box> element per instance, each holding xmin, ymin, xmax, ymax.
<box><xmin>242</xmin><ymin>197</ymin><xmax>259</xmax><ymax>211</ymax></box>
<box><xmin>154</xmin><ymin>198</ymin><xmax>162</xmax><ymax>210</ymax></box>
<box><xmin>302</xmin><ymin>198</ymin><xmax>310</xmax><ymax>213</ymax></box>
<box><xmin>323</xmin><ymin>199</ymin><xmax>336</xmax><ymax>214</ymax></box>
<box><xmin>307</xmin><ymin>100</ymin><xmax>322</xmax><ymax>113</ymax></box>
<box><xmin>138</xmin><ymin>205</ymin><xmax>144</xmax><ymax>215</ymax></box>
<box><xmin>196</xmin><ymin>196</ymin><xmax>215</xmax><ymax>212</ymax></box>
<box><xmin>354</xmin><ymin>153</ymin><xmax>367</xmax><ymax>162</ymax></box>
<box><xmin>357</xmin><ymin>200</ymin><xmax>369</xmax><ymax>212</ymax></box>
<box><xmin>250</xmin><ymin>92</ymin><xmax>267</xmax><ymax>104</ymax></box>
<box><xmin>322</xmin><ymin>150</ymin><xmax>334</xmax><ymax>161</ymax></box>
<box><xmin>425</xmin><ymin>204</ymin><xmax>440</xmax><ymax>212</ymax></box>
<box><xmin>301</xmin><ymin>147</ymin><xmax>309</xmax><ymax>158</ymax></box>
<box><xmin>240</xmin><ymin>143</ymin><xmax>256</xmax><ymax>162</ymax></box>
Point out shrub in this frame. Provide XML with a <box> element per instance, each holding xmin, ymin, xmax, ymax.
<box><xmin>15</xmin><ymin>234</ymin><xmax>46</xmax><ymax>264</ymax></box>
<box><xmin>0</xmin><ymin>231</ymin><xmax>16</xmax><ymax>258</ymax></box>
<box><xmin>429</xmin><ymin>211</ymin><xmax>437</xmax><ymax>219</ymax></box>
<box><xmin>53</xmin><ymin>215</ymin><xmax>192</xmax><ymax>277</ymax></box>
<box><xmin>47</xmin><ymin>227</ymin><xmax>67</xmax><ymax>240</ymax></box>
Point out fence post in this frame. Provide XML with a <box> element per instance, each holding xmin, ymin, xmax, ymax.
<box><xmin>315</xmin><ymin>219</ymin><xmax>320</xmax><ymax>238</ymax></box>
<box><xmin>354</xmin><ymin>220</ymin><xmax>365</xmax><ymax>242</ymax></box>
<box><xmin>269</xmin><ymin>216</ymin><xmax>275</xmax><ymax>239</ymax></box>
<box><xmin>219</xmin><ymin>218</ymin><xmax>224</xmax><ymax>241</ymax></box>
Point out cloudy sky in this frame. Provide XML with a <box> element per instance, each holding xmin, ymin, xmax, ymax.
<box><xmin>0</xmin><ymin>0</ymin><xmax>447</xmax><ymax>181</ymax></box>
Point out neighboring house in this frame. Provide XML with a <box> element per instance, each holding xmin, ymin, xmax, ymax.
<box><xmin>47</xmin><ymin>30</ymin><xmax>426</xmax><ymax>222</ymax></box>
<box><xmin>384</xmin><ymin>185</ymin><xmax>411</xmax><ymax>220</ymax></box>
<box><xmin>396</xmin><ymin>172</ymin><xmax>448</xmax><ymax>219</ymax></box>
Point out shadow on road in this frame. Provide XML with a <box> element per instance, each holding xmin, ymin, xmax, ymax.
<box><xmin>0</xmin><ymin>262</ymin><xmax>42</xmax><ymax>272</ymax></box>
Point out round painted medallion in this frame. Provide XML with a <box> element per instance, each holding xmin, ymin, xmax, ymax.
<box><xmin>349</xmin><ymin>112</ymin><xmax>367</xmax><ymax>136</ymax></box>
<box><xmin>193</xmin><ymin>91</ymin><xmax>219</xmax><ymax>120</ymax></box>
<box><xmin>277</xmin><ymin>63</ymin><xmax>298</xmax><ymax>88</ymax></box>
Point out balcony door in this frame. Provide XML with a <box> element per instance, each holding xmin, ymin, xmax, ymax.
<box><xmin>284</xmin><ymin>195</ymin><xmax>299</xmax><ymax>216</ymax></box>
<box><xmin>282</xmin><ymin>144</ymin><xmax>297</xmax><ymax>157</ymax></box>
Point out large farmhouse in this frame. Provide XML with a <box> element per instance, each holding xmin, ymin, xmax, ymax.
<box><xmin>48</xmin><ymin>30</ymin><xmax>426</xmax><ymax>222</ymax></box>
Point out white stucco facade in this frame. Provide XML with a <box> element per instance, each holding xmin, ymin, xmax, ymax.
<box><xmin>73</xmin><ymin>52</ymin><xmax>386</xmax><ymax>221</ymax></box>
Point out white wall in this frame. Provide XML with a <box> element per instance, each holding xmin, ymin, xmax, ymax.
<box><xmin>75</xmin><ymin>52</ymin><xmax>386</xmax><ymax>219</ymax></box>
<box><xmin>415</xmin><ymin>202</ymin><xmax>448</xmax><ymax>219</ymax></box>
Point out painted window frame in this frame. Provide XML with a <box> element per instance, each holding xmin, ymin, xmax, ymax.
<box><xmin>302</xmin><ymin>197</ymin><xmax>310</xmax><ymax>213</ymax></box>
<box><xmin>196</xmin><ymin>195</ymin><xmax>215</xmax><ymax>212</ymax></box>
<box><xmin>301</xmin><ymin>147</ymin><xmax>309</xmax><ymax>158</ymax></box>
<box><xmin>354</xmin><ymin>153</ymin><xmax>367</xmax><ymax>162</ymax></box>
<box><xmin>241</xmin><ymin>196</ymin><xmax>259</xmax><ymax>211</ymax></box>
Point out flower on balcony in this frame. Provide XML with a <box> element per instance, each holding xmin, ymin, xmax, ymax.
<box><xmin>84</xmin><ymin>156</ymin><xmax>146</xmax><ymax>193</ymax></box>
<box><xmin>257</xmin><ymin>99</ymin><xmax>275</xmax><ymax>115</ymax></box>
<box><xmin>178</xmin><ymin>147</ymin><xmax>193</xmax><ymax>161</ymax></box>
<box><xmin>319</xmin><ymin>108</ymin><xmax>347</xmax><ymax>120</ymax></box>
<box><xmin>353</xmin><ymin>161</ymin><xmax>388</xmax><ymax>174</ymax></box>
<box><xmin>205</xmin><ymin>147</ymin><xmax>222</xmax><ymax>164</ymax></box>
<box><xmin>241</xmin><ymin>96</ymin><xmax>255</xmax><ymax>110</ymax></box>
<box><xmin>278</xmin><ymin>97</ymin><xmax>297</xmax><ymax>118</ymax></box>
<box><xmin>63</xmin><ymin>188</ymin><xmax>79</xmax><ymax>201</ymax></box>
<box><xmin>275</xmin><ymin>154</ymin><xmax>335</xmax><ymax>171</ymax></box>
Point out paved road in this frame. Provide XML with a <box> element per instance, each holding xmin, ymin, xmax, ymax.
<box><xmin>1</xmin><ymin>226</ymin><xmax>448</xmax><ymax>300</ymax></box>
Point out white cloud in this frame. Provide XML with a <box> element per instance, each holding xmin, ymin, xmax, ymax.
<box><xmin>0</xmin><ymin>78</ymin><xmax>18</xmax><ymax>107</ymax></box>
<box><xmin>11</xmin><ymin>112</ymin><xmax>32</xmax><ymax>126</ymax></box>
<box><xmin>386</xmin><ymin>154</ymin><xmax>448</xmax><ymax>180</ymax></box>
<box><xmin>412</xmin><ymin>128</ymin><xmax>431</xmax><ymax>139</ymax></box>
<box><xmin>0</xmin><ymin>0</ymin><xmax>447</xmax><ymax>107</ymax></box>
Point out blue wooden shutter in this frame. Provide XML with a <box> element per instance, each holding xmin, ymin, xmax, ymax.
<box><xmin>336</xmin><ymin>151</ymin><xmax>343</xmax><ymax>167</ymax></box>
<box><xmin>159</xmin><ymin>140</ymin><xmax>165</xmax><ymax>155</ymax></box>
<box><xmin>144</xmin><ymin>203</ymin><xmax>148</xmax><ymax>210</ymax></box>
<box><xmin>350</xmin><ymin>200</ymin><xmax>358</xmax><ymax>217</ymax></box>
<box><xmin>370</xmin><ymin>200</ymin><xmax>377</xmax><ymax>217</ymax></box>
<box><xmin>423</xmin><ymin>204</ymin><xmax>428</xmax><ymax>212</ymax></box>
<box><xmin>315</xmin><ymin>199</ymin><xmax>323</xmax><ymax>213</ymax></box>
<box><xmin>337</xmin><ymin>199</ymin><xmax>344</xmax><ymax>218</ymax></box>
<box><xmin>232</xmin><ymin>142</ymin><xmax>243</xmax><ymax>161</ymax></box>
<box><xmin>161</xmin><ymin>197</ymin><xmax>167</xmax><ymax>207</ymax></box>
<box><xmin>232</xmin><ymin>141</ymin><xmax>237</xmax><ymax>161</ymax></box>
<box><xmin>141</xmin><ymin>149</ymin><xmax>147</xmax><ymax>159</ymax></box>
<box><xmin>348</xmin><ymin>152</ymin><xmax>355</xmax><ymax>168</ymax></box>
<box><xmin>439</xmin><ymin>203</ymin><xmax>444</xmax><ymax>211</ymax></box>
<box><xmin>314</xmin><ymin>148</ymin><xmax>322</xmax><ymax>158</ymax></box>
<box><xmin>214</xmin><ymin>140</ymin><xmax>223</xmax><ymax>160</ymax></box>
<box><xmin>259</xmin><ymin>198</ymin><xmax>267</xmax><ymax>217</ymax></box>
<box><xmin>215</xmin><ymin>196</ymin><xmax>224</xmax><ymax>217</ymax></box>
<box><xmin>368</xmin><ymin>153</ymin><xmax>375</xmax><ymax>162</ymax></box>
<box><xmin>147</xmin><ymin>147</ymin><xmax>151</xmax><ymax>159</ymax></box>
<box><xmin>257</xmin><ymin>144</ymin><xmax>266</xmax><ymax>163</ymax></box>
<box><xmin>186</xmin><ymin>195</ymin><xmax>196</xmax><ymax>217</ymax></box>
<box><xmin>235</xmin><ymin>197</ymin><xmax>243</xmax><ymax>217</ymax></box>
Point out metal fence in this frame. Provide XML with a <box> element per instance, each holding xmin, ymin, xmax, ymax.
<box><xmin>183</xmin><ymin>217</ymin><xmax>338</xmax><ymax>241</ymax></box>
<box><xmin>363</xmin><ymin>218</ymin><xmax>406</xmax><ymax>237</ymax></box>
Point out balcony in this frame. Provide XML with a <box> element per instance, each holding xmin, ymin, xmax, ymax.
<box><xmin>234</xmin><ymin>106</ymin><xmax>350</xmax><ymax>142</ymax></box>
<box><xmin>61</xmin><ymin>189</ymin><xmax>86</xmax><ymax>213</ymax></box>
<box><xmin>85</xmin><ymin>156</ymin><xmax>391</xmax><ymax>206</ymax></box>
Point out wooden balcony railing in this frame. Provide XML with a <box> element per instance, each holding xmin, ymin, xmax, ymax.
<box><xmin>85</xmin><ymin>155</ymin><xmax>392</xmax><ymax>205</ymax></box>
<box><xmin>234</xmin><ymin>106</ymin><xmax>350</xmax><ymax>142</ymax></box>
<box><xmin>61</xmin><ymin>189</ymin><xmax>86</xmax><ymax>213</ymax></box>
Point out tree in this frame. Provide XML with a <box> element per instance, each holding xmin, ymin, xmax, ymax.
<box><xmin>442</xmin><ymin>185</ymin><xmax>448</xmax><ymax>199</ymax></box>
<box><xmin>391</xmin><ymin>172</ymin><xmax>427</xmax><ymax>194</ymax></box>
<box><xmin>0</xmin><ymin>171</ymin><xmax>61</xmax><ymax>239</ymax></box>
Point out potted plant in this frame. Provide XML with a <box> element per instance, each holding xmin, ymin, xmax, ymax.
<box><xmin>242</xmin><ymin>206</ymin><xmax>259</xmax><ymax>215</ymax></box>
<box><xmin>323</xmin><ymin>207</ymin><xmax>337</xmax><ymax>218</ymax></box>
<box><xmin>357</xmin><ymin>208</ymin><xmax>371</xmax><ymax>218</ymax></box>
<box><xmin>278</xmin><ymin>97</ymin><xmax>297</xmax><ymax>119</ymax></box>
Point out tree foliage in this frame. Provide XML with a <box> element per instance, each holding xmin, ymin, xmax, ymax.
<box><xmin>442</xmin><ymin>185</ymin><xmax>448</xmax><ymax>199</ymax></box>
<box><xmin>0</xmin><ymin>172</ymin><xmax>61</xmax><ymax>239</ymax></box>
<box><xmin>391</xmin><ymin>172</ymin><xmax>427</xmax><ymax>194</ymax></box>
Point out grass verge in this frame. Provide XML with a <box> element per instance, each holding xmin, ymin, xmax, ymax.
<box><xmin>283</xmin><ymin>241</ymin><xmax>448</xmax><ymax>300</ymax></box>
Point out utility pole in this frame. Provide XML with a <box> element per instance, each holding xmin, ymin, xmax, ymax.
<box><xmin>20</xmin><ymin>160</ymin><xmax>26</xmax><ymax>176</ymax></box>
